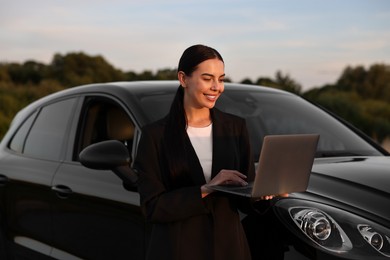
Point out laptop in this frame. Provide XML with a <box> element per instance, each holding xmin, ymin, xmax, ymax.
<box><xmin>207</xmin><ymin>134</ymin><xmax>320</xmax><ymax>198</ymax></box>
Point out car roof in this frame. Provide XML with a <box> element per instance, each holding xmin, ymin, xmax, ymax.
<box><xmin>19</xmin><ymin>80</ymin><xmax>291</xmax><ymax>110</ymax></box>
<box><xmin>52</xmin><ymin>80</ymin><xmax>290</xmax><ymax>96</ymax></box>
<box><xmin>9</xmin><ymin>80</ymin><xmax>293</xmax><ymax>130</ymax></box>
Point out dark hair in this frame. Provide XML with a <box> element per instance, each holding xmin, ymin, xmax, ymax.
<box><xmin>164</xmin><ymin>45</ymin><xmax>224</xmax><ymax>186</ymax></box>
<box><xmin>178</xmin><ymin>44</ymin><xmax>224</xmax><ymax>76</ymax></box>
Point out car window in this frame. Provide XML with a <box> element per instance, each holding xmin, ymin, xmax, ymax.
<box><xmin>22</xmin><ymin>98</ymin><xmax>77</xmax><ymax>161</ymax></box>
<box><xmin>137</xmin><ymin>93</ymin><xmax>173</xmax><ymax>123</ymax></box>
<box><xmin>9</xmin><ymin>110</ymin><xmax>38</xmax><ymax>153</ymax></box>
<box><xmin>76</xmin><ymin>97</ymin><xmax>135</xmax><ymax>160</ymax></box>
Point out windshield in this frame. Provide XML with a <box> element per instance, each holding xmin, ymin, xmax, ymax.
<box><xmin>134</xmin><ymin>86</ymin><xmax>382</xmax><ymax>160</ymax></box>
<box><xmin>217</xmin><ymin>90</ymin><xmax>382</xmax><ymax>159</ymax></box>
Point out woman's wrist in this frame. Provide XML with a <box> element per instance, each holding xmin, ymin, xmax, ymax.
<box><xmin>201</xmin><ymin>185</ymin><xmax>212</xmax><ymax>198</ymax></box>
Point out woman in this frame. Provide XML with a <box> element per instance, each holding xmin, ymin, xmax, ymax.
<box><xmin>134</xmin><ymin>44</ymin><xmax>260</xmax><ymax>260</ymax></box>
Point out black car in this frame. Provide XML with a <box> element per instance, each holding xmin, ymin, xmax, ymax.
<box><xmin>0</xmin><ymin>81</ymin><xmax>389</xmax><ymax>260</ymax></box>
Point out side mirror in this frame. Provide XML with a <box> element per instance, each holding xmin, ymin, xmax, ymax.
<box><xmin>79</xmin><ymin>140</ymin><xmax>138</xmax><ymax>189</ymax></box>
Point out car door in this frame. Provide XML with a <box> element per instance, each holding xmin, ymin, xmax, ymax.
<box><xmin>51</xmin><ymin>96</ymin><xmax>146</xmax><ymax>260</ymax></box>
<box><xmin>0</xmin><ymin>97</ymin><xmax>79</xmax><ymax>258</ymax></box>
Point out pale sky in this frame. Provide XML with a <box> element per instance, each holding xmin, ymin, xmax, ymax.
<box><xmin>1</xmin><ymin>0</ymin><xmax>389</xmax><ymax>91</ymax></box>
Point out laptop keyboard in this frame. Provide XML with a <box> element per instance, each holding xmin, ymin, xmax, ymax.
<box><xmin>223</xmin><ymin>183</ymin><xmax>254</xmax><ymax>193</ymax></box>
<box><xmin>233</xmin><ymin>186</ymin><xmax>253</xmax><ymax>194</ymax></box>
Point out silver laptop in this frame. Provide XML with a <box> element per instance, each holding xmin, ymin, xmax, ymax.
<box><xmin>207</xmin><ymin>134</ymin><xmax>320</xmax><ymax>198</ymax></box>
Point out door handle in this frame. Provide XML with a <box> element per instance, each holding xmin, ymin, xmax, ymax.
<box><xmin>51</xmin><ymin>185</ymin><xmax>73</xmax><ymax>199</ymax></box>
<box><xmin>0</xmin><ymin>174</ymin><xmax>9</xmax><ymax>187</ymax></box>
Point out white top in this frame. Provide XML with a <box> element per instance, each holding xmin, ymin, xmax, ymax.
<box><xmin>186</xmin><ymin>124</ymin><xmax>213</xmax><ymax>183</ymax></box>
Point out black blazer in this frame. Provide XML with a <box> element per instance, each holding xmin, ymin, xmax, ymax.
<box><xmin>134</xmin><ymin>108</ymin><xmax>255</xmax><ymax>260</ymax></box>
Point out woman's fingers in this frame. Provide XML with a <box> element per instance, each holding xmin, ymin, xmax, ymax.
<box><xmin>259</xmin><ymin>193</ymin><xmax>290</xmax><ymax>200</ymax></box>
<box><xmin>210</xmin><ymin>169</ymin><xmax>248</xmax><ymax>186</ymax></box>
<box><xmin>224</xmin><ymin>178</ymin><xmax>248</xmax><ymax>186</ymax></box>
<box><xmin>222</xmin><ymin>170</ymin><xmax>248</xmax><ymax>186</ymax></box>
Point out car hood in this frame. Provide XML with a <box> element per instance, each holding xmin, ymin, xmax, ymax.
<box><xmin>306</xmin><ymin>156</ymin><xmax>390</xmax><ymax>224</ymax></box>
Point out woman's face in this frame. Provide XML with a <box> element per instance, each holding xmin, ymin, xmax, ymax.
<box><xmin>179</xmin><ymin>58</ymin><xmax>225</xmax><ymax>110</ymax></box>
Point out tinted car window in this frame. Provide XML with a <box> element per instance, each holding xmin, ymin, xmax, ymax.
<box><xmin>9</xmin><ymin>110</ymin><xmax>38</xmax><ymax>153</ymax></box>
<box><xmin>134</xmin><ymin>89</ymin><xmax>174</xmax><ymax>123</ymax></box>
<box><xmin>23</xmin><ymin>98</ymin><xmax>77</xmax><ymax>161</ymax></box>
<box><xmin>76</xmin><ymin>97</ymin><xmax>135</xmax><ymax>160</ymax></box>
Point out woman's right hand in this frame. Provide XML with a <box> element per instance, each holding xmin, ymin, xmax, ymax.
<box><xmin>209</xmin><ymin>169</ymin><xmax>248</xmax><ymax>186</ymax></box>
<box><xmin>201</xmin><ymin>169</ymin><xmax>248</xmax><ymax>198</ymax></box>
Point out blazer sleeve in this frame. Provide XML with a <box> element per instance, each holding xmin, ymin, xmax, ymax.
<box><xmin>134</xmin><ymin>123</ymin><xmax>209</xmax><ymax>224</ymax></box>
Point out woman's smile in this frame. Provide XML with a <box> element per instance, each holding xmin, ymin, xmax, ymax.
<box><xmin>204</xmin><ymin>93</ymin><xmax>219</xmax><ymax>102</ymax></box>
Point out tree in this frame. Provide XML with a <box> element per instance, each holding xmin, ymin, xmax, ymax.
<box><xmin>336</xmin><ymin>64</ymin><xmax>390</xmax><ymax>101</ymax></box>
<box><xmin>305</xmin><ymin>64</ymin><xmax>390</xmax><ymax>143</ymax></box>
<box><xmin>1</xmin><ymin>61</ymin><xmax>47</xmax><ymax>84</ymax></box>
<box><xmin>255</xmin><ymin>77</ymin><xmax>277</xmax><ymax>88</ymax></box>
<box><xmin>253</xmin><ymin>71</ymin><xmax>302</xmax><ymax>95</ymax></box>
<box><xmin>0</xmin><ymin>65</ymin><xmax>11</xmax><ymax>82</ymax></box>
<box><xmin>49</xmin><ymin>52</ymin><xmax>125</xmax><ymax>87</ymax></box>
<box><xmin>240</xmin><ymin>78</ymin><xmax>254</xmax><ymax>85</ymax></box>
<box><xmin>154</xmin><ymin>68</ymin><xmax>177</xmax><ymax>80</ymax></box>
<box><xmin>274</xmin><ymin>71</ymin><xmax>302</xmax><ymax>95</ymax></box>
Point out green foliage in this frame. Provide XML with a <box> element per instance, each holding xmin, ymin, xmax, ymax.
<box><xmin>361</xmin><ymin>99</ymin><xmax>390</xmax><ymax>142</ymax></box>
<box><xmin>242</xmin><ymin>70</ymin><xmax>302</xmax><ymax>95</ymax></box>
<box><xmin>0</xmin><ymin>113</ymin><xmax>10</xmax><ymax>141</ymax></box>
<box><xmin>0</xmin><ymin>66</ymin><xmax>11</xmax><ymax>82</ymax></box>
<box><xmin>304</xmin><ymin>64</ymin><xmax>390</xmax><ymax>143</ymax></box>
<box><xmin>336</xmin><ymin>64</ymin><xmax>390</xmax><ymax>101</ymax></box>
<box><xmin>154</xmin><ymin>68</ymin><xmax>177</xmax><ymax>80</ymax></box>
<box><xmin>49</xmin><ymin>52</ymin><xmax>126</xmax><ymax>87</ymax></box>
<box><xmin>125</xmin><ymin>68</ymin><xmax>177</xmax><ymax>81</ymax></box>
<box><xmin>240</xmin><ymin>78</ymin><xmax>254</xmax><ymax>85</ymax></box>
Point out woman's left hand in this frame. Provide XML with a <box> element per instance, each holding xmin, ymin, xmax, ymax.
<box><xmin>260</xmin><ymin>193</ymin><xmax>289</xmax><ymax>200</ymax></box>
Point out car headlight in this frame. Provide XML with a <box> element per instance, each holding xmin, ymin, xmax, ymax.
<box><xmin>291</xmin><ymin>207</ymin><xmax>352</xmax><ymax>252</ymax></box>
<box><xmin>274</xmin><ymin>199</ymin><xmax>390</xmax><ymax>259</ymax></box>
<box><xmin>357</xmin><ymin>224</ymin><xmax>390</xmax><ymax>255</ymax></box>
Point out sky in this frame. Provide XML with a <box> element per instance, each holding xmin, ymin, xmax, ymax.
<box><xmin>1</xmin><ymin>0</ymin><xmax>389</xmax><ymax>91</ymax></box>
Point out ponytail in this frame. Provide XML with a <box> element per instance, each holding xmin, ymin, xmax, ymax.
<box><xmin>163</xmin><ymin>86</ymin><xmax>190</xmax><ymax>186</ymax></box>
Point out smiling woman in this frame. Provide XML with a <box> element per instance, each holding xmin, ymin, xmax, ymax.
<box><xmin>133</xmin><ymin>44</ymin><xmax>256</xmax><ymax>260</ymax></box>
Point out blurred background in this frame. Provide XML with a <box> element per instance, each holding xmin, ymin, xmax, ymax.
<box><xmin>1</xmin><ymin>0</ymin><xmax>389</xmax><ymax>151</ymax></box>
